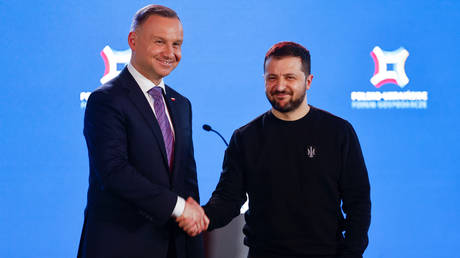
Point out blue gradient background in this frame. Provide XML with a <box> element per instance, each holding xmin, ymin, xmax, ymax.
<box><xmin>1</xmin><ymin>1</ymin><xmax>459</xmax><ymax>257</ymax></box>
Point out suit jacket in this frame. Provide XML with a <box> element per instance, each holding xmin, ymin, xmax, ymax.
<box><xmin>77</xmin><ymin>67</ymin><xmax>204</xmax><ymax>258</ymax></box>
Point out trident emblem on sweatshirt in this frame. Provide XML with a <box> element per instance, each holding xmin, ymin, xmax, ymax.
<box><xmin>306</xmin><ymin>146</ymin><xmax>316</xmax><ymax>158</ymax></box>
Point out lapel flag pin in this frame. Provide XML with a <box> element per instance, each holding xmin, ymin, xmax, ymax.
<box><xmin>170</xmin><ymin>97</ymin><xmax>176</xmax><ymax>101</ymax></box>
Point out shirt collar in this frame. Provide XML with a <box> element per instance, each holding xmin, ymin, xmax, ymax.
<box><xmin>127</xmin><ymin>62</ymin><xmax>166</xmax><ymax>94</ymax></box>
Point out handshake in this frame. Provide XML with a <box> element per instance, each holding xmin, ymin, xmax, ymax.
<box><xmin>176</xmin><ymin>197</ymin><xmax>209</xmax><ymax>236</ymax></box>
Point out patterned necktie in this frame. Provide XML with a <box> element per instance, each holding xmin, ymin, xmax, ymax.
<box><xmin>148</xmin><ymin>87</ymin><xmax>174</xmax><ymax>169</ymax></box>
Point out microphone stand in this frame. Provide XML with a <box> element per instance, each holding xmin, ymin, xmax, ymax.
<box><xmin>202</xmin><ymin>124</ymin><xmax>229</xmax><ymax>147</ymax></box>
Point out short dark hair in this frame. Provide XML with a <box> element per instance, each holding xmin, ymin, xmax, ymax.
<box><xmin>264</xmin><ymin>41</ymin><xmax>311</xmax><ymax>75</ymax></box>
<box><xmin>130</xmin><ymin>5</ymin><xmax>180</xmax><ymax>32</ymax></box>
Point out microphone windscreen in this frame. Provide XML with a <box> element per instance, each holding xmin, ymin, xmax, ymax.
<box><xmin>202</xmin><ymin>124</ymin><xmax>212</xmax><ymax>131</ymax></box>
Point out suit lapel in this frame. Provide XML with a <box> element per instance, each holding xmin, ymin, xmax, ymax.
<box><xmin>119</xmin><ymin>68</ymin><xmax>170</xmax><ymax>169</ymax></box>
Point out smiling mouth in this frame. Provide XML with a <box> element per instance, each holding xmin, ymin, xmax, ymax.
<box><xmin>273</xmin><ymin>92</ymin><xmax>291</xmax><ymax>98</ymax></box>
<box><xmin>157</xmin><ymin>59</ymin><xmax>174</xmax><ymax>66</ymax></box>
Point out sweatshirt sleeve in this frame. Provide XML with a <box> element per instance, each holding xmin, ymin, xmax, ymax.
<box><xmin>203</xmin><ymin>130</ymin><xmax>247</xmax><ymax>230</ymax></box>
<box><xmin>338</xmin><ymin>121</ymin><xmax>371</xmax><ymax>257</ymax></box>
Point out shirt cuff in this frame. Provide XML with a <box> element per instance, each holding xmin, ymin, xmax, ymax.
<box><xmin>171</xmin><ymin>196</ymin><xmax>186</xmax><ymax>218</ymax></box>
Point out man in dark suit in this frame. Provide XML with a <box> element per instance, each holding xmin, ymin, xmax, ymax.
<box><xmin>78</xmin><ymin>5</ymin><xmax>208</xmax><ymax>258</ymax></box>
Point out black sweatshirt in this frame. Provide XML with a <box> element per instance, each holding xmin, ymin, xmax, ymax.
<box><xmin>204</xmin><ymin>106</ymin><xmax>371</xmax><ymax>258</ymax></box>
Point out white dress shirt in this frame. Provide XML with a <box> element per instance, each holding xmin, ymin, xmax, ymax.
<box><xmin>127</xmin><ymin>63</ymin><xmax>186</xmax><ymax>218</ymax></box>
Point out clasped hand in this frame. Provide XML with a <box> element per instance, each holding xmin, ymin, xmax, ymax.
<box><xmin>176</xmin><ymin>197</ymin><xmax>209</xmax><ymax>236</ymax></box>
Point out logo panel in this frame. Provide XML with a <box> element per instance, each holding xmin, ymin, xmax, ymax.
<box><xmin>351</xmin><ymin>46</ymin><xmax>428</xmax><ymax>110</ymax></box>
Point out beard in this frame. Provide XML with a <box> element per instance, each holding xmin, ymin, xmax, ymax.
<box><xmin>266</xmin><ymin>88</ymin><xmax>306</xmax><ymax>113</ymax></box>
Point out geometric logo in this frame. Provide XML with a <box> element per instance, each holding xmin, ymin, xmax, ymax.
<box><xmin>100</xmin><ymin>45</ymin><xmax>132</xmax><ymax>84</ymax></box>
<box><xmin>351</xmin><ymin>46</ymin><xmax>426</xmax><ymax>110</ymax></box>
<box><xmin>370</xmin><ymin>46</ymin><xmax>409</xmax><ymax>88</ymax></box>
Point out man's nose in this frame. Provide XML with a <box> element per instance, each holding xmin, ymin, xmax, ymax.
<box><xmin>274</xmin><ymin>78</ymin><xmax>287</xmax><ymax>91</ymax></box>
<box><xmin>163</xmin><ymin>44</ymin><xmax>175</xmax><ymax>58</ymax></box>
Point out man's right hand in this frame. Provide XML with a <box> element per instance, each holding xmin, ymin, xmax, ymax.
<box><xmin>176</xmin><ymin>197</ymin><xmax>209</xmax><ymax>236</ymax></box>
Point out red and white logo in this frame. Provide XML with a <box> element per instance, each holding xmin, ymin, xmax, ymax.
<box><xmin>100</xmin><ymin>45</ymin><xmax>131</xmax><ymax>84</ymax></box>
<box><xmin>370</xmin><ymin>46</ymin><xmax>409</xmax><ymax>88</ymax></box>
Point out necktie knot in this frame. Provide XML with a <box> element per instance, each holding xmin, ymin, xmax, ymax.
<box><xmin>148</xmin><ymin>87</ymin><xmax>163</xmax><ymax>100</ymax></box>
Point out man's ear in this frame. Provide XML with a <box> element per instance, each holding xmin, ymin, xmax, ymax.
<box><xmin>128</xmin><ymin>31</ymin><xmax>136</xmax><ymax>51</ymax></box>
<box><xmin>306</xmin><ymin>74</ymin><xmax>314</xmax><ymax>90</ymax></box>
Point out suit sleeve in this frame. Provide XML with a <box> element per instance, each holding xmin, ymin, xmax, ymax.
<box><xmin>203</xmin><ymin>130</ymin><xmax>247</xmax><ymax>230</ymax></box>
<box><xmin>84</xmin><ymin>90</ymin><xmax>177</xmax><ymax>226</ymax></box>
<box><xmin>338</xmin><ymin>122</ymin><xmax>371</xmax><ymax>258</ymax></box>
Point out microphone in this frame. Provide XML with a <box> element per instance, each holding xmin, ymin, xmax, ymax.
<box><xmin>202</xmin><ymin>124</ymin><xmax>212</xmax><ymax>132</ymax></box>
<box><xmin>202</xmin><ymin>124</ymin><xmax>229</xmax><ymax>146</ymax></box>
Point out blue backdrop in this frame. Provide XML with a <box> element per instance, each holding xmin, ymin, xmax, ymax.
<box><xmin>1</xmin><ymin>1</ymin><xmax>459</xmax><ymax>257</ymax></box>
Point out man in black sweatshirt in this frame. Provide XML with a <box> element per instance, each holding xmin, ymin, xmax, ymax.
<box><xmin>180</xmin><ymin>42</ymin><xmax>371</xmax><ymax>258</ymax></box>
